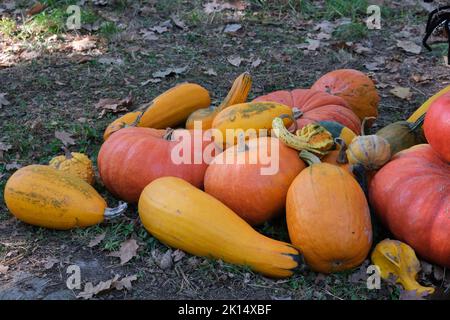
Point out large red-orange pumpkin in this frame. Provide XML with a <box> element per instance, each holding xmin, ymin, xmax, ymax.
<box><xmin>369</xmin><ymin>144</ymin><xmax>450</xmax><ymax>267</ymax></box>
<box><xmin>423</xmin><ymin>92</ymin><xmax>450</xmax><ymax>163</ymax></box>
<box><xmin>204</xmin><ymin>137</ymin><xmax>306</xmax><ymax>225</ymax></box>
<box><xmin>311</xmin><ymin>69</ymin><xmax>379</xmax><ymax>123</ymax></box>
<box><xmin>253</xmin><ymin>89</ymin><xmax>361</xmax><ymax>134</ymax></box>
<box><xmin>98</xmin><ymin>127</ymin><xmax>215</xmax><ymax>203</ymax></box>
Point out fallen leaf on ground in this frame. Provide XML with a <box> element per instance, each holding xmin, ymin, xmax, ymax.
<box><xmin>0</xmin><ymin>264</ymin><xmax>8</xmax><ymax>274</ymax></box>
<box><xmin>44</xmin><ymin>257</ymin><xmax>59</xmax><ymax>270</ymax></box>
<box><xmin>0</xmin><ymin>142</ymin><xmax>12</xmax><ymax>161</ymax></box>
<box><xmin>55</xmin><ymin>130</ymin><xmax>76</xmax><ymax>146</ymax></box>
<box><xmin>159</xmin><ymin>250</ymin><xmax>173</xmax><ymax>270</ymax></box>
<box><xmin>77</xmin><ymin>274</ymin><xmax>137</xmax><ymax>299</ymax></box>
<box><xmin>88</xmin><ymin>233</ymin><xmax>106</xmax><ymax>248</ymax></box>
<box><xmin>108</xmin><ymin>239</ymin><xmax>139</xmax><ymax>265</ymax></box>
<box><xmin>140</xmin><ymin>29</ymin><xmax>159</xmax><ymax>41</ymax></box>
<box><xmin>203</xmin><ymin>0</ymin><xmax>247</xmax><ymax>14</ymax></box>
<box><xmin>224</xmin><ymin>24</ymin><xmax>242</xmax><ymax>33</ymax></box>
<box><xmin>203</xmin><ymin>68</ymin><xmax>217</xmax><ymax>76</ymax></box>
<box><xmin>227</xmin><ymin>55</ymin><xmax>242</xmax><ymax>67</ymax></box>
<box><xmin>140</xmin><ymin>78</ymin><xmax>162</xmax><ymax>86</ymax></box>
<box><xmin>71</xmin><ymin>38</ymin><xmax>97</xmax><ymax>52</ymax></box>
<box><xmin>390</xmin><ymin>86</ymin><xmax>412</xmax><ymax>100</ymax></box>
<box><xmin>396</xmin><ymin>40</ymin><xmax>422</xmax><ymax>54</ymax></box>
<box><xmin>172</xmin><ymin>249</ymin><xmax>185</xmax><ymax>263</ymax></box>
<box><xmin>5</xmin><ymin>161</ymin><xmax>22</xmax><ymax>171</ymax></box>
<box><xmin>152</xmin><ymin>66</ymin><xmax>188</xmax><ymax>78</ymax></box>
<box><xmin>299</xmin><ymin>39</ymin><xmax>321</xmax><ymax>51</ymax></box>
<box><xmin>95</xmin><ymin>92</ymin><xmax>133</xmax><ymax>115</ymax></box>
<box><xmin>27</xmin><ymin>2</ymin><xmax>45</xmax><ymax>16</ymax></box>
<box><xmin>171</xmin><ymin>15</ymin><xmax>187</xmax><ymax>29</ymax></box>
<box><xmin>0</xmin><ymin>93</ymin><xmax>10</xmax><ymax>108</ymax></box>
<box><xmin>251</xmin><ymin>58</ymin><xmax>263</xmax><ymax>68</ymax></box>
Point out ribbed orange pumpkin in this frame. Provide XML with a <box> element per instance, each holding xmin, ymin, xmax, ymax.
<box><xmin>423</xmin><ymin>92</ymin><xmax>450</xmax><ymax>163</ymax></box>
<box><xmin>98</xmin><ymin>127</ymin><xmax>215</xmax><ymax>203</ymax></box>
<box><xmin>311</xmin><ymin>69</ymin><xmax>379</xmax><ymax>123</ymax></box>
<box><xmin>204</xmin><ymin>137</ymin><xmax>306</xmax><ymax>225</ymax></box>
<box><xmin>286</xmin><ymin>154</ymin><xmax>372</xmax><ymax>273</ymax></box>
<box><xmin>369</xmin><ymin>144</ymin><xmax>450</xmax><ymax>267</ymax></box>
<box><xmin>253</xmin><ymin>89</ymin><xmax>361</xmax><ymax>134</ymax></box>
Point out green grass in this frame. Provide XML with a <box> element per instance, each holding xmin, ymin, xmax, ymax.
<box><xmin>0</xmin><ymin>18</ymin><xmax>17</xmax><ymax>37</ymax></box>
<box><xmin>100</xmin><ymin>21</ymin><xmax>120</xmax><ymax>38</ymax></box>
<box><xmin>324</xmin><ymin>0</ymin><xmax>368</xmax><ymax>21</ymax></box>
<box><xmin>333</xmin><ymin>22</ymin><xmax>368</xmax><ymax>41</ymax></box>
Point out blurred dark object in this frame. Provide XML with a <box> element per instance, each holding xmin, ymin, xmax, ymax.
<box><xmin>422</xmin><ymin>3</ymin><xmax>450</xmax><ymax>64</ymax></box>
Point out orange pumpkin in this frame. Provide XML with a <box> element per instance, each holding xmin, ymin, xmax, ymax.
<box><xmin>369</xmin><ymin>144</ymin><xmax>450</xmax><ymax>267</ymax></box>
<box><xmin>98</xmin><ymin>127</ymin><xmax>215</xmax><ymax>203</ymax></box>
<box><xmin>423</xmin><ymin>92</ymin><xmax>450</xmax><ymax>163</ymax></box>
<box><xmin>253</xmin><ymin>89</ymin><xmax>361</xmax><ymax>134</ymax></box>
<box><xmin>286</xmin><ymin>152</ymin><xmax>373</xmax><ymax>273</ymax></box>
<box><xmin>204</xmin><ymin>137</ymin><xmax>306</xmax><ymax>225</ymax></box>
<box><xmin>311</xmin><ymin>69</ymin><xmax>379</xmax><ymax>124</ymax></box>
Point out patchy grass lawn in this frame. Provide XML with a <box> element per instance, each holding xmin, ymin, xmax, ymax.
<box><xmin>0</xmin><ymin>0</ymin><xmax>449</xmax><ymax>300</ymax></box>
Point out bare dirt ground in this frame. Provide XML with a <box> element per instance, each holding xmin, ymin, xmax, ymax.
<box><xmin>0</xmin><ymin>0</ymin><xmax>449</xmax><ymax>300</ymax></box>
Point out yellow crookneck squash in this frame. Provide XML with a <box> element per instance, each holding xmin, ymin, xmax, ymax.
<box><xmin>371</xmin><ymin>239</ymin><xmax>435</xmax><ymax>296</ymax></box>
<box><xmin>103</xmin><ymin>83</ymin><xmax>211</xmax><ymax>140</ymax></box>
<box><xmin>407</xmin><ymin>84</ymin><xmax>450</xmax><ymax>123</ymax></box>
<box><xmin>185</xmin><ymin>72</ymin><xmax>252</xmax><ymax>130</ymax></box>
<box><xmin>4</xmin><ymin>165</ymin><xmax>127</xmax><ymax>230</ymax></box>
<box><xmin>138</xmin><ymin>177</ymin><xmax>301</xmax><ymax>278</ymax></box>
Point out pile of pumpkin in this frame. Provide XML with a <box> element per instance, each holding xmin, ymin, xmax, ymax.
<box><xmin>4</xmin><ymin>69</ymin><xmax>449</xmax><ymax>296</ymax></box>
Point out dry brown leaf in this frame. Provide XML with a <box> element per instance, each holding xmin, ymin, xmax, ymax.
<box><xmin>224</xmin><ymin>24</ymin><xmax>242</xmax><ymax>34</ymax></box>
<box><xmin>27</xmin><ymin>2</ymin><xmax>46</xmax><ymax>16</ymax></box>
<box><xmin>159</xmin><ymin>250</ymin><xmax>173</xmax><ymax>270</ymax></box>
<box><xmin>172</xmin><ymin>249</ymin><xmax>185</xmax><ymax>263</ymax></box>
<box><xmin>113</xmin><ymin>275</ymin><xmax>137</xmax><ymax>290</ymax></box>
<box><xmin>227</xmin><ymin>55</ymin><xmax>242</xmax><ymax>67</ymax></box>
<box><xmin>203</xmin><ymin>68</ymin><xmax>217</xmax><ymax>76</ymax></box>
<box><xmin>77</xmin><ymin>274</ymin><xmax>137</xmax><ymax>299</ymax></box>
<box><xmin>399</xmin><ymin>289</ymin><xmax>430</xmax><ymax>300</ymax></box>
<box><xmin>171</xmin><ymin>15</ymin><xmax>187</xmax><ymax>30</ymax></box>
<box><xmin>55</xmin><ymin>130</ymin><xmax>76</xmax><ymax>146</ymax></box>
<box><xmin>390</xmin><ymin>86</ymin><xmax>412</xmax><ymax>100</ymax></box>
<box><xmin>108</xmin><ymin>239</ymin><xmax>139</xmax><ymax>265</ymax></box>
<box><xmin>95</xmin><ymin>92</ymin><xmax>133</xmax><ymax>115</ymax></box>
<box><xmin>251</xmin><ymin>58</ymin><xmax>263</xmax><ymax>68</ymax></box>
<box><xmin>0</xmin><ymin>142</ymin><xmax>12</xmax><ymax>161</ymax></box>
<box><xmin>88</xmin><ymin>233</ymin><xmax>106</xmax><ymax>248</ymax></box>
<box><xmin>71</xmin><ymin>37</ymin><xmax>97</xmax><ymax>52</ymax></box>
<box><xmin>0</xmin><ymin>264</ymin><xmax>8</xmax><ymax>274</ymax></box>
<box><xmin>0</xmin><ymin>93</ymin><xmax>10</xmax><ymax>108</ymax></box>
<box><xmin>140</xmin><ymin>29</ymin><xmax>159</xmax><ymax>41</ymax></box>
<box><xmin>5</xmin><ymin>161</ymin><xmax>22</xmax><ymax>171</ymax></box>
<box><xmin>396</xmin><ymin>40</ymin><xmax>422</xmax><ymax>55</ymax></box>
<box><xmin>44</xmin><ymin>257</ymin><xmax>59</xmax><ymax>270</ymax></box>
<box><xmin>152</xmin><ymin>66</ymin><xmax>188</xmax><ymax>78</ymax></box>
<box><xmin>203</xmin><ymin>0</ymin><xmax>247</xmax><ymax>14</ymax></box>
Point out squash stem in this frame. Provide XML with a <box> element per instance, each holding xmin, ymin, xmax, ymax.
<box><xmin>104</xmin><ymin>201</ymin><xmax>128</xmax><ymax>219</ymax></box>
<box><xmin>279</xmin><ymin>113</ymin><xmax>298</xmax><ymax>133</ymax></box>
<box><xmin>411</xmin><ymin>113</ymin><xmax>426</xmax><ymax>131</ymax></box>
<box><xmin>334</xmin><ymin>138</ymin><xmax>349</xmax><ymax>164</ymax></box>
<box><xmin>299</xmin><ymin>150</ymin><xmax>322</xmax><ymax>166</ymax></box>
<box><xmin>361</xmin><ymin>117</ymin><xmax>377</xmax><ymax>135</ymax></box>
<box><xmin>62</xmin><ymin>146</ymin><xmax>73</xmax><ymax>159</ymax></box>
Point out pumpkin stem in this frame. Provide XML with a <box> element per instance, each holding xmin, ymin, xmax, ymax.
<box><xmin>299</xmin><ymin>150</ymin><xmax>322</xmax><ymax>166</ymax></box>
<box><xmin>104</xmin><ymin>201</ymin><xmax>128</xmax><ymax>219</ymax></box>
<box><xmin>292</xmin><ymin>107</ymin><xmax>303</xmax><ymax>120</ymax></box>
<box><xmin>163</xmin><ymin>128</ymin><xmax>175</xmax><ymax>141</ymax></box>
<box><xmin>351</xmin><ymin>164</ymin><xmax>369</xmax><ymax>197</ymax></box>
<box><xmin>62</xmin><ymin>146</ymin><xmax>73</xmax><ymax>159</ymax></box>
<box><xmin>279</xmin><ymin>113</ymin><xmax>298</xmax><ymax>133</ymax></box>
<box><xmin>334</xmin><ymin>138</ymin><xmax>349</xmax><ymax>164</ymax></box>
<box><xmin>361</xmin><ymin>117</ymin><xmax>377</xmax><ymax>136</ymax></box>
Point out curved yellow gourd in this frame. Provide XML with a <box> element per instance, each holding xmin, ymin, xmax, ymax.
<box><xmin>212</xmin><ymin>102</ymin><xmax>293</xmax><ymax>149</ymax></box>
<box><xmin>138</xmin><ymin>177</ymin><xmax>301</xmax><ymax>278</ymax></box>
<box><xmin>407</xmin><ymin>84</ymin><xmax>450</xmax><ymax>123</ymax></box>
<box><xmin>4</xmin><ymin>165</ymin><xmax>125</xmax><ymax>230</ymax></box>
<box><xmin>371</xmin><ymin>239</ymin><xmax>435</xmax><ymax>295</ymax></box>
<box><xmin>103</xmin><ymin>83</ymin><xmax>211</xmax><ymax>140</ymax></box>
<box><xmin>185</xmin><ymin>72</ymin><xmax>252</xmax><ymax>130</ymax></box>
<box><xmin>272</xmin><ymin>118</ymin><xmax>334</xmax><ymax>156</ymax></box>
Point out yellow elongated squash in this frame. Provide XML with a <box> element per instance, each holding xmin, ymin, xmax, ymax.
<box><xmin>185</xmin><ymin>72</ymin><xmax>253</xmax><ymax>130</ymax></box>
<box><xmin>103</xmin><ymin>83</ymin><xmax>211</xmax><ymax>140</ymax></box>
<box><xmin>212</xmin><ymin>102</ymin><xmax>293</xmax><ymax>149</ymax></box>
<box><xmin>138</xmin><ymin>177</ymin><xmax>301</xmax><ymax>278</ymax></box>
<box><xmin>407</xmin><ymin>84</ymin><xmax>450</xmax><ymax>123</ymax></box>
<box><xmin>4</xmin><ymin>165</ymin><xmax>126</xmax><ymax>230</ymax></box>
